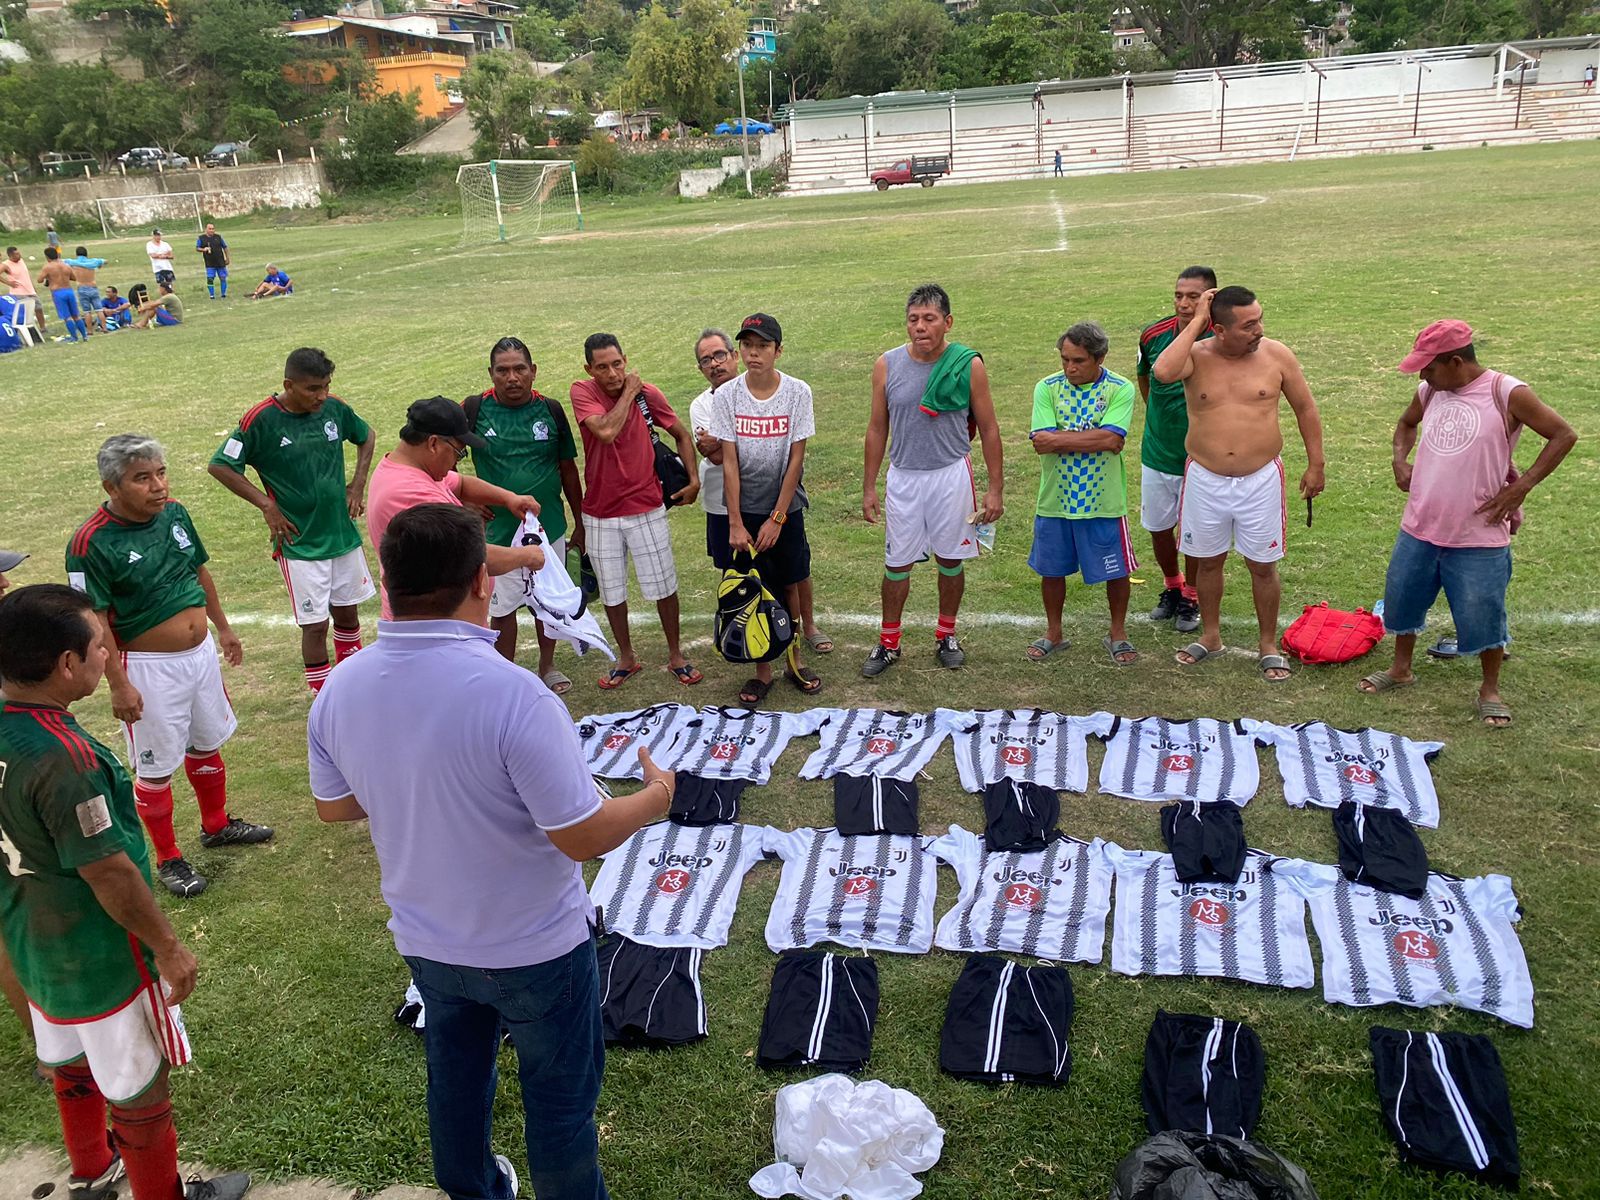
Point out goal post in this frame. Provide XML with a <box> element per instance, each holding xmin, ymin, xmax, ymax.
<box><xmin>94</xmin><ymin>192</ymin><xmax>204</xmax><ymax>239</ymax></box>
<box><xmin>456</xmin><ymin>159</ymin><xmax>583</xmax><ymax>244</ymax></box>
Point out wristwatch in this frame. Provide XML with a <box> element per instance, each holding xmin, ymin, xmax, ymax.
<box><xmin>770</xmin><ymin>510</ymin><xmax>787</xmax><ymax>526</ymax></box>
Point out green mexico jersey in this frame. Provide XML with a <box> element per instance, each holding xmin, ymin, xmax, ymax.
<box><xmin>0</xmin><ymin>702</ymin><xmax>158</xmax><ymax>1020</ymax></box>
<box><xmin>464</xmin><ymin>390</ymin><xmax>577</xmax><ymax>546</ymax></box>
<box><xmin>1031</xmin><ymin>368</ymin><xmax>1135</xmax><ymax>519</ymax></box>
<box><xmin>1135</xmin><ymin>315</ymin><xmax>1211</xmax><ymax>476</ymax></box>
<box><xmin>210</xmin><ymin>395</ymin><xmax>371</xmax><ymax>562</ymax></box>
<box><xmin>66</xmin><ymin>501</ymin><xmax>208</xmax><ymax>643</ymax></box>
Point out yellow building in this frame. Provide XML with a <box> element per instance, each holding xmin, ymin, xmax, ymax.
<box><xmin>284</xmin><ymin>13</ymin><xmax>472</xmax><ymax>119</ymax></box>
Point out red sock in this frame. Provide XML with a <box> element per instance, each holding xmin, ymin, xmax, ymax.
<box><xmin>110</xmin><ymin>1097</ymin><xmax>183</xmax><ymax>1200</ymax></box>
<box><xmin>304</xmin><ymin>660</ymin><xmax>331</xmax><ymax>694</ymax></box>
<box><xmin>879</xmin><ymin>622</ymin><xmax>902</xmax><ymax>652</ymax></box>
<box><xmin>53</xmin><ymin>1063</ymin><xmax>114</xmax><ymax>1179</ymax></box>
<box><xmin>1164</xmin><ymin>573</ymin><xmax>1185</xmax><ymax>590</ymax></box>
<box><xmin>1181</xmin><ymin>584</ymin><xmax>1199</xmax><ymax>602</ymax></box>
<box><xmin>332</xmin><ymin>626</ymin><xmax>362</xmax><ymax>664</ymax></box>
<box><xmin>133</xmin><ymin>781</ymin><xmax>181</xmax><ymax>863</ymax></box>
<box><xmin>935</xmin><ymin>615</ymin><xmax>957</xmax><ymax>641</ymax></box>
<box><xmin>184</xmin><ymin>751</ymin><xmax>229</xmax><ymax>836</ymax></box>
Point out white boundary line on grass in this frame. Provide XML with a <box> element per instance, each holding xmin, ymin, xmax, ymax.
<box><xmin>1050</xmin><ymin>195</ymin><xmax>1069</xmax><ymax>251</ymax></box>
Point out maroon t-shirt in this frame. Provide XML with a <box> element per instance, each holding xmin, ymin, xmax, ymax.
<box><xmin>569</xmin><ymin>379</ymin><xmax>679</xmax><ymax>519</ymax></box>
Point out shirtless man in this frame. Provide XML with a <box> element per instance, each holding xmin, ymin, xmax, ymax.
<box><xmin>1151</xmin><ymin>285</ymin><xmax>1325</xmax><ymax>681</ymax></box>
<box><xmin>36</xmin><ymin>249</ymin><xmax>88</xmax><ymax>343</ymax></box>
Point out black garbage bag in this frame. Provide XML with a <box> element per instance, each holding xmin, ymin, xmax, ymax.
<box><xmin>1111</xmin><ymin>1131</ymin><xmax>1320</xmax><ymax>1200</ymax></box>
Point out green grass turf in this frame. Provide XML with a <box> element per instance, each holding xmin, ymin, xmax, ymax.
<box><xmin>1</xmin><ymin>141</ymin><xmax>1598</xmax><ymax>1197</ymax></box>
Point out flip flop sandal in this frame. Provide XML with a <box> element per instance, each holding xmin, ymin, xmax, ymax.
<box><xmin>1102</xmin><ymin>636</ymin><xmax>1138</xmax><ymax>666</ymax></box>
<box><xmin>1476</xmin><ymin>698</ymin><xmax>1513</xmax><ymax>727</ymax></box>
<box><xmin>541</xmin><ymin>670</ymin><xmax>573</xmax><ymax>696</ymax></box>
<box><xmin>786</xmin><ymin>665</ymin><xmax>823</xmax><ymax>695</ymax></box>
<box><xmin>598</xmin><ymin>663</ymin><xmax>644</xmax><ymax>690</ymax></box>
<box><xmin>1175</xmin><ymin>641</ymin><xmax>1225</xmax><ymax>666</ymax></box>
<box><xmin>1025</xmin><ymin>636</ymin><xmax>1070</xmax><ymax>662</ymax></box>
<box><xmin>805</xmin><ymin>631</ymin><xmax>835</xmax><ymax>654</ymax></box>
<box><xmin>739</xmin><ymin>678</ymin><xmax>772</xmax><ymax>704</ymax></box>
<box><xmin>671</xmin><ymin>663</ymin><xmax>704</xmax><ymax>686</ymax></box>
<box><xmin>1259</xmin><ymin>654</ymin><xmax>1292</xmax><ymax>683</ymax></box>
<box><xmin>1357</xmin><ymin>672</ymin><xmax>1412</xmax><ymax>694</ymax></box>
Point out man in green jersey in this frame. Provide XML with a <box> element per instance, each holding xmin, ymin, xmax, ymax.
<box><xmin>0</xmin><ymin>583</ymin><xmax>249</xmax><ymax>1200</ymax></box>
<box><xmin>67</xmin><ymin>436</ymin><xmax>272</xmax><ymax>900</ymax></box>
<box><xmin>463</xmin><ymin>336</ymin><xmax>585</xmax><ymax>693</ymax></box>
<box><xmin>1135</xmin><ymin>266</ymin><xmax>1215</xmax><ymax>634</ymax></box>
<box><xmin>1025</xmin><ymin>322</ymin><xmax>1140</xmax><ymax>665</ymax></box>
<box><xmin>209</xmin><ymin>348</ymin><xmax>376</xmax><ymax>694</ymax></box>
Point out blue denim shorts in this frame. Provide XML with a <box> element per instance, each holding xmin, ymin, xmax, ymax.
<box><xmin>1382</xmin><ymin>530</ymin><xmax>1511</xmax><ymax>655</ymax></box>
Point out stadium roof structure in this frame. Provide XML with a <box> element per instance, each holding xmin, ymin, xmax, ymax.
<box><xmin>780</xmin><ymin>34</ymin><xmax>1600</xmax><ymax>122</ymax></box>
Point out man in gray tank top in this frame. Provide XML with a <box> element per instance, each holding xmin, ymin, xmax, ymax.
<box><xmin>862</xmin><ymin>283</ymin><xmax>1005</xmax><ymax>676</ymax></box>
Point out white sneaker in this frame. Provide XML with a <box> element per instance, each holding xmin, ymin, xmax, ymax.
<box><xmin>493</xmin><ymin>1153</ymin><xmax>519</xmax><ymax>1198</ymax></box>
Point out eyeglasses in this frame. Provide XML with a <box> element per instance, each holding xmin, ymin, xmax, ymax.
<box><xmin>439</xmin><ymin>438</ymin><xmax>469</xmax><ymax>462</ymax></box>
<box><xmin>697</xmin><ymin>349</ymin><xmax>733</xmax><ymax>368</ymax></box>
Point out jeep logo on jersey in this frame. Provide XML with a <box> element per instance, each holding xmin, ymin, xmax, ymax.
<box><xmin>603</xmin><ymin>732</ymin><xmax>632</xmax><ymax>751</ymax></box>
<box><xmin>654</xmin><ymin>868</ymin><xmax>693</xmax><ymax>895</ymax></box>
<box><xmin>1003</xmin><ymin>882</ymin><xmax>1043</xmax><ymax>909</ymax></box>
<box><xmin>1368</xmin><ymin>911</ymin><xmax>1454</xmax><ymax>936</ymax></box>
<box><xmin>648</xmin><ymin>852</ymin><xmax>714</xmax><ymax>869</ymax></box>
<box><xmin>324</xmin><ymin>419</ymin><xmax>339</xmax><ymax>441</ymax></box>
<box><xmin>1189</xmin><ymin>898</ymin><xmax>1231</xmax><ymax>926</ymax></box>
<box><xmin>840</xmin><ymin>875</ymin><xmax>877</xmax><ymax>898</ymax></box>
<box><xmin>1163</xmin><ymin>754</ymin><xmax>1194</xmax><ymax>772</ymax></box>
<box><xmin>1000</xmin><ymin>745</ymin><xmax>1033</xmax><ymax>767</ymax></box>
<box><xmin>708</xmin><ymin>740</ymin><xmax>740</xmax><ymax>762</ymax></box>
<box><xmin>1343</xmin><ymin>763</ymin><xmax>1378</xmax><ymax>785</ymax></box>
<box><xmin>172</xmin><ymin>525</ymin><xmax>191</xmax><ymax>549</ymax></box>
<box><xmin>865</xmin><ymin>736</ymin><xmax>897</xmax><ymax>756</ymax></box>
<box><xmin>1394</xmin><ymin>930</ymin><xmax>1440</xmax><ymax>962</ymax></box>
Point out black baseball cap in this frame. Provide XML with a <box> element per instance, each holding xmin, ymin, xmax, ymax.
<box><xmin>736</xmin><ymin>313</ymin><xmax>782</xmax><ymax>345</ymax></box>
<box><xmin>403</xmin><ymin>396</ymin><xmax>487</xmax><ymax>448</ymax></box>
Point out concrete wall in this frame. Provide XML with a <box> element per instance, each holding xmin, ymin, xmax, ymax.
<box><xmin>677</xmin><ymin>134</ymin><xmax>784</xmax><ymax>198</ymax></box>
<box><xmin>0</xmin><ymin>163</ymin><xmax>326</xmax><ymax>230</ymax></box>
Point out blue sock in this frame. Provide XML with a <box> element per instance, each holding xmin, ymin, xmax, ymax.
<box><xmin>207</xmin><ymin>284</ymin><xmax>215</xmax><ymax>297</ymax></box>
<box><xmin>74</xmin><ymin>318</ymin><xmax>88</xmax><ymax>340</ymax></box>
<box><xmin>220</xmin><ymin>280</ymin><xmax>227</xmax><ymax>297</ymax></box>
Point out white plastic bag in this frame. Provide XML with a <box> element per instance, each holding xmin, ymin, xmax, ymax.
<box><xmin>749</xmin><ymin>1074</ymin><xmax>944</xmax><ymax>1200</ymax></box>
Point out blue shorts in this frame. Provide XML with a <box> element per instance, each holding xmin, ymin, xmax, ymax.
<box><xmin>77</xmin><ymin>285</ymin><xmax>101</xmax><ymax>311</ymax></box>
<box><xmin>51</xmin><ymin>288</ymin><xmax>81</xmax><ymax>320</ymax></box>
<box><xmin>1028</xmin><ymin>515</ymin><xmax>1136</xmax><ymax>584</ymax></box>
<box><xmin>1382</xmin><ymin>529</ymin><xmax>1511</xmax><ymax>655</ymax></box>
<box><xmin>206</xmin><ymin>267</ymin><xmax>228</xmax><ymax>281</ymax></box>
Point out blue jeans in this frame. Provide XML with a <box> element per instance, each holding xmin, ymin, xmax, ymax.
<box><xmin>1382</xmin><ymin>529</ymin><xmax>1511</xmax><ymax>655</ymax></box>
<box><xmin>404</xmin><ymin>939</ymin><xmax>609</xmax><ymax>1200</ymax></box>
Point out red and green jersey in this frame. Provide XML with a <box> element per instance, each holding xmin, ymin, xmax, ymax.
<box><xmin>66</xmin><ymin>501</ymin><xmax>208</xmax><ymax>644</ymax></box>
<box><xmin>1135</xmin><ymin>316</ymin><xmax>1212</xmax><ymax>476</ymax></box>
<box><xmin>210</xmin><ymin>395</ymin><xmax>371</xmax><ymax>562</ymax></box>
<box><xmin>0</xmin><ymin>702</ymin><xmax>158</xmax><ymax>1020</ymax></box>
<box><xmin>464</xmin><ymin>389</ymin><xmax>577</xmax><ymax>546</ymax></box>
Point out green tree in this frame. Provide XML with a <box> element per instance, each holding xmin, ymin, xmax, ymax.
<box><xmin>623</xmin><ymin>0</ymin><xmax>745</xmax><ymax>127</ymax></box>
<box><xmin>575</xmin><ymin>130</ymin><xmax>626</xmax><ymax>189</ymax></box>
<box><xmin>458</xmin><ymin>50</ymin><xmax>551</xmax><ymax>157</ymax></box>
<box><xmin>515</xmin><ymin>7</ymin><xmax>570</xmax><ymax>60</ymax></box>
<box><xmin>970</xmin><ymin>11</ymin><xmax>1054</xmax><ymax>83</ymax></box>
<box><xmin>324</xmin><ymin>91</ymin><xmax>423</xmax><ymax>190</ymax></box>
<box><xmin>1348</xmin><ymin>0</ymin><xmax>1526</xmax><ymax>52</ymax></box>
<box><xmin>0</xmin><ymin>62</ymin><xmax>182</xmax><ymax>170</ymax></box>
<box><xmin>564</xmin><ymin>0</ymin><xmax>637</xmax><ymax>58</ymax></box>
<box><xmin>1122</xmin><ymin>0</ymin><xmax>1317</xmax><ymax>68</ymax></box>
<box><xmin>773</xmin><ymin>11</ymin><xmax>833</xmax><ymax>100</ymax></box>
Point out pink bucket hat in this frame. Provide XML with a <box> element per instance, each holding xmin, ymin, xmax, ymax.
<box><xmin>1398</xmin><ymin>319</ymin><xmax>1474</xmax><ymax>373</ymax></box>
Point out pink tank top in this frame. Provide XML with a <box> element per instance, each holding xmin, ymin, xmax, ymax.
<box><xmin>1401</xmin><ymin>371</ymin><xmax>1523</xmax><ymax>549</ymax></box>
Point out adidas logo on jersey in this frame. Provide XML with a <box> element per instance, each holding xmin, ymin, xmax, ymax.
<box><xmin>127</xmin><ymin>551</ymin><xmax>143</xmax><ymax>563</ymax></box>
<box><xmin>484</xmin><ymin>426</ymin><xmax>498</xmax><ymax>438</ymax></box>
<box><xmin>280</xmin><ymin>436</ymin><xmax>293</xmax><ymax>447</ymax></box>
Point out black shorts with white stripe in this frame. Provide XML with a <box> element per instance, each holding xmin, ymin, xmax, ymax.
<box><xmin>1335</xmin><ymin>801</ymin><xmax>1429</xmax><ymax>899</ymax></box>
<box><xmin>1160</xmin><ymin>800</ymin><xmax>1247</xmax><ymax>884</ymax></box>
<box><xmin>670</xmin><ymin>774</ymin><xmax>749</xmax><ymax>826</ymax></box>
<box><xmin>595</xmin><ymin>933</ymin><xmax>708</xmax><ymax>1048</ymax></box>
<box><xmin>981</xmin><ymin>779</ymin><xmax>1061</xmax><ymax>852</ymax></box>
<box><xmin>757</xmin><ymin>950</ymin><xmax>879</xmax><ymax>1071</ymax></box>
<box><xmin>1370</xmin><ymin>1025</ymin><xmax>1520</xmax><ymax>1188</ymax></box>
<box><xmin>939</xmin><ymin>954</ymin><xmax>1073</xmax><ymax>1086</ymax></box>
<box><xmin>833</xmin><ymin>773</ymin><xmax>920</xmax><ymax>836</ymax></box>
<box><xmin>1141</xmin><ymin>1009</ymin><xmax>1265</xmax><ymax>1138</ymax></box>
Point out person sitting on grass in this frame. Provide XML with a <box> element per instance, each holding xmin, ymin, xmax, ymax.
<box><xmin>250</xmin><ymin>265</ymin><xmax>292</xmax><ymax>299</ymax></box>
<box><xmin>100</xmin><ymin>287</ymin><xmax>131</xmax><ymax>330</ymax></box>
<box><xmin>133</xmin><ymin>281</ymin><xmax>184</xmax><ymax>329</ymax></box>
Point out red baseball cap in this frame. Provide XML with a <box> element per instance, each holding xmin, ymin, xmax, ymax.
<box><xmin>1398</xmin><ymin>319</ymin><xmax>1473</xmax><ymax>373</ymax></box>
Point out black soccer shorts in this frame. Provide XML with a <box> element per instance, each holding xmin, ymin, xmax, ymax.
<box><xmin>1335</xmin><ymin>801</ymin><xmax>1429</xmax><ymax>899</ymax></box>
<box><xmin>1160</xmin><ymin>800</ymin><xmax>1247</xmax><ymax>884</ymax></box>
<box><xmin>758</xmin><ymin>950</ymin><xmax>879</xmax><ymax>1071</ymax></box>
<box><xmin>981</xmin><ymin>779</ymin><xmax>1061</xmax><ymax>852</ymax></box>
<box><xmin>939</xmin><ymin>954</ymin><xmax>1072</xmax><ymax>1086</ymax></box>
<box><xmin>834</xmin><ymin>773</ymin><xmax>920</xmax><ymax>836</ymax></box>
<box><xmin>671</xmin><ymin>774</ymin><xmax>749</xmax><ymax>826</ymax></box>
<box><xmin>1141</xmin><ymin>1009</ymin><xmax>1265</xmax><ymax>1138</ymax></box>
<box><xmin>595</xmin><ymin>932</ymin><xmax>708</xmax><ymax>1047</ymax></box>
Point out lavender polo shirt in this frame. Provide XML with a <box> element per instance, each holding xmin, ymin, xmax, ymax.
<box><xmin>307</xmin><ymin>619</ymin><xmax>600</xmax><ymax>968</ymax></box>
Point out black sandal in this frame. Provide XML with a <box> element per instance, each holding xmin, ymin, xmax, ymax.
<box><xmin>785</xmin><ymin>665</ymin><xmax>823</xmax><ymax>695</ymax></box>
<box><xmin>738</xmin><ymin>678</ymin><xmax>772</xmax><ymax>704</ymax></box>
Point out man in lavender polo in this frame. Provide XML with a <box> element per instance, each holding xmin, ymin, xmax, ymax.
<box><xmin>307</xmin><ymin>503</ymin><xmax>678</xmax><ymax>1199</ymax></box>
<box><xmin>1359</xmin><ymin>320</ymin><xmax>1576</xmax><ymax>727</ymax></box>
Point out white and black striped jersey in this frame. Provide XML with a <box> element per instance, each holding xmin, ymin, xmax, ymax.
<box><xmin>590</xmin><ymin>820</ymin><xmax>771</xmax><ymax>949</ymax></box>
<box><xmin>1280</xmin><ymin>860</ymin><xmax>1533</xmax><ymax>1028</ymax></box>
<box><xmin>1103</xmin><ymin>844</ymin><xmax>1314</xmax><ymax>989</ymax></box>
<box><xmin>574</xmin><ymin>704</ymin><xmax>699</xmax><ymax>780</ymax></box>
<box><xmin>798</xmin><ymin>708</ymin><xmax>951</xmax><ymax>781</ymax></box>
<box><xmin>1090</xmin><ymin>713</ymin><xmax>1266</xmax><ymax>804</ymax></box>
<box><xmin>1256</xmin><ymin>721</ymin><xmax>1445</xmax><ymax>827</ymax></box>
<box><xmin>661</xmin><ymin>706</ymin><xmax>825</xmax><ymax>784</ymax></box>
<box><xmin>936</xmin><ymin>708</ymin><xmax>1095</xmax><ymax>793</ymax></box>
<box><xmin>929</xmin><ymin>825</ymin><xmax>1111</xmax><ymax>963</ymax></box>
<box><xmin>764</xmin><ymin>828</ymin><xmax>938</xmax><ymax>954</ymax></box>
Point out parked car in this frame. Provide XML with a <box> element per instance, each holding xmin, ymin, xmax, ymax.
<box><xmin>714</xmin><ymin>118</ymin><xmax>775</xmax><ymax>135</ymax></box>
<box><xmin>118</xmin><ymin>146</ymin><xmax>191</xmax><ymax>170</ymax></box>
<box><xmin>40</xmin><ymin>152</ymin><xmax>98</xmax><ymax>176</ymax></box>
<box><xmin>201</xmin><ymin>142</ymin><xmax>253</xmax><ymax>168</ymax></box>
<box><xmin>870</xmin><ymin>155</ymin><xmax>951</xmax><ymax>190</ymax></box>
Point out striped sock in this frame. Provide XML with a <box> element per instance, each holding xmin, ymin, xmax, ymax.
<box><xmin>110</xmin><ymin>1098</ymin><xmax>182</xmax><ymax>1200</ymax></box>
<box><xmin>53</xmin><ymin>1063</ymin><xmax>114</xmax><ymax>1180</ymax></box>
<box><xmin>879</xmin><ymin>622</ymin><xmax>902</xmax><ymax>651</ymax></box>
<box><xmin>936</xmin><ymin>615</ymin><xmax>957</xmax><ymax>641</ymax></box>
<box><xmin>305</xmin><ymin>660</ymin><xmax>332</xmax><ymax>693</ymax></box>
<box><xmin>332</xmin><ymin>627</ymin><xmax>363</xmax><ymax>664</ymax></box>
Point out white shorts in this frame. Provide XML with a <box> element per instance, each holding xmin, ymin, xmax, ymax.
<box><xmin>1139</xmin><ymin>465</ymin><xmax>1184</xmax><ymax>533</ymax></box>
<box><xmin>122</xmin><ymin>635</ymin><xmax>238</xmax><ymax>779</ymax></box>
<box><xmin>279</xmin><ymin>546</ymin><xmax>376</xmax><ymax>626</ymax></box>
<box><xmin>1179</xmin><ymin>457</ymin><xmax>1287</xmax><ymax>563</ymax></box>
<box><xmin>885</xmin><ymin>458</ymin><xmax>979</xmax><ymax>567</ymax></box>
<box><xmin>32</xmin><ymin>986</ymin><xmax>192</xmax><ymax>1104</ymax></box>
<box><xmin>489</xmin><ymin>536</ymin><xmax>566</xmax><ymax>619</ymax></box>
<box><xmin>588</xmin><ymin>510</ymin><xmax>677</xmax><ymax>607</ymax></box>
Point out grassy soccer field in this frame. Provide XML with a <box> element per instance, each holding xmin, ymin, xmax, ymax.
<box><xmin>1</xmin><ymin>141</ymin><xmax>1597</xmax><ymax>1198</ymax></box>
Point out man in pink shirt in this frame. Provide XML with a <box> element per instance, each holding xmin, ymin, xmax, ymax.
<box><xmin>570</xmin><ymin>333</ymin><xmax>703</xmax><ymax>690</ymax></box>
<box><xmin>2</xmin><ymin>245</ymin><xmax>45</xmax><ymax>334</ymax></box>
<box><xmin>1360</xmin><ymin>320</ymin><xmax>1576</xmax><ymax>726</ymax></box>
<box><xmin>366</xmin><ymin>397</ymin><xmax>545</xmax><ymax>619</ymax></box>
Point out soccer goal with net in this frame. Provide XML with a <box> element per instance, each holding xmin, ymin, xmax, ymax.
<box><xmin>95</xmin><ymin>192</ymin><xmax>204</xmax><ymax>239</ymax></box>
<box><xmin>457</xmin><ymin>160</ymin><xmax>583</xmax><ymax>243</ymax></box>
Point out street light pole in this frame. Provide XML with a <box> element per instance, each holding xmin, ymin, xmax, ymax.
<box><xmin>737</xmin><ymin>53</ymin><xmax>752</xmax><ymax>195</ymax></box>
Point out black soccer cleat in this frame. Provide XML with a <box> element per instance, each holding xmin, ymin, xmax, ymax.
<box><xmin>1174</xmin><ymin>594</ymin><xmax>1201</xmax><ymax>634</ymax></box>
<box><xmin>156</xmin><ymin>857</ymin><xmax>208</xmax><ymax>898</ymax></box>
<box><xmin>68</xmin><ymin>1147</ymin><xmax>125</xmax><ymax>1199</ymax></box>
<box><xmin>1148</xmin><ymin>587</ymin><xmax>1181</xmax><ymax>622</ymax></box>
<box><xmin>199</xmin><ymin>817</ymin><xmax>275</xmax><ymax>849</ymax></box>
<box><xmin>185</xmin><ymin>1172</ymin><xmax>251</xmax><ymax>1200</ymax></box>
<box><xmin>936</xmin><ymin>635</ymin><xmax>966</xmax><ymax>669</ymax></box>
<box><xmin>861</xmin><ymin>645</ymin><xmax>901</xmax><ymax>678</ymax></box>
